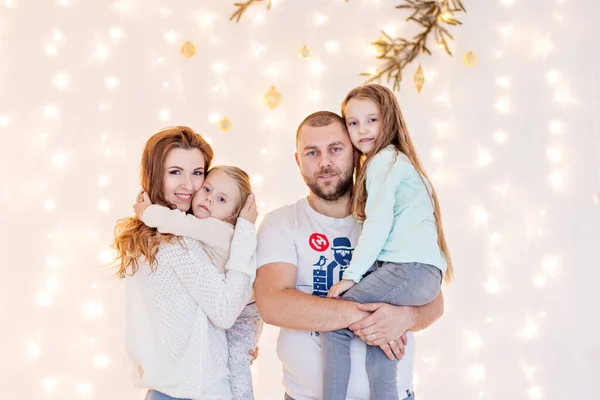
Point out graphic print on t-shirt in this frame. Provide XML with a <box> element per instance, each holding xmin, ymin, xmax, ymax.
<box><xmin>311</xmin><ymin>236</ymin><xmax>355</xmax><ymax>297</ymax></box>
<box><xmin>308</xmin><ymin>233</ymin><xmax>329</xmax><ymax>252</ymax></box>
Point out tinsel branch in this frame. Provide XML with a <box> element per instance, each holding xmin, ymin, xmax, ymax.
<box><xmin>229</xmin><ymin>0</ymin><xmax>272</xmax><ymax>23</ymax></box>
<box><xmin>362</xmin><ymin>0</ymin><xmax>466</xmax><ymax>91</ymax></box>
<box><xmin>228</xmin><ymin>0</ymin><xmax>466</xmax><ymax>92</ymax></box>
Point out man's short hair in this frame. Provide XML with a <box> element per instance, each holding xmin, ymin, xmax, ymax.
<box><xmin>296</xmin><ymin>111</ymin><xmax>347</xmax><ymax>146</ymax></box>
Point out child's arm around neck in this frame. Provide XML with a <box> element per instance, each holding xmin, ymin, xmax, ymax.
<box><xmin>142</xmin><ymin>205</ymin><xmax>234</xmax><ymax>262</ymax></box>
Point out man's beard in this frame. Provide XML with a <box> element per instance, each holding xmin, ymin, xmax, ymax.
<box><xmin>303</xmin><ymin>167</ymin><xmax>353</xmax><ymax>201</ymax></box>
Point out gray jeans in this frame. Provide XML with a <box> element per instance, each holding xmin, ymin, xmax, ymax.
<box><xmin>321</xmin><ymin>262</ymin><xmax>441</xmax><ymax>400</ymax></box>
<box><xmin>284</xmin><ymin>390</ymin><xmax>416</xmax><ymax>400</ymax></box>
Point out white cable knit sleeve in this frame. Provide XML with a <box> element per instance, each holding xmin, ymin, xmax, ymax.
<box><xmin>164</xmin><ymin>236</ymin><xmax>255</xmax><ymax>330</ymax></box>
<box><xmin>142</xmin><ymin>205</ymin><xmax>234</xmax><ymax>260</ymax></box>
<box><xmin>224</xmin><ymin>218</ymin><xmax>257</xmax><ymax>277</ymax></box>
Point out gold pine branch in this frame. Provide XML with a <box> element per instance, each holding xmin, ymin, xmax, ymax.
<box><xmin>228</xmin><ymin>0</ymin><xmax>466</xmax><ymax>92</ymax></box>
<box><xmin>229</xmin><ymin>0</ymin><xmax>272</xmax><ymax>23</ymax></box>
<box><xmin>363</xmin><ymin>0</ymin><xmax>466</xmax><ymax>91</ymax></box>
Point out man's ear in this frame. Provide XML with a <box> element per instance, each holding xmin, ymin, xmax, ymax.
<box><xmin>294</xmin><ymin>152</ymin><xmax>300</xmax><ymax>168</ymax></box>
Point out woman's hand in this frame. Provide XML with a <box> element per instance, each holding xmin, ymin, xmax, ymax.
<box><xmin>248</xmin><ymin>346</ymin><xmax>259</xmax><ymax>365</ymax></box>
<box><xmin>349</xmin><ymin>302</ymin><xmax>414</xmax><ymax>360</ymax></box>
<box><xmin>133</xmin><ymin>191</ymin><xmax>152</xmax><ymax>220</ymax></box>
<box><xmin>239</xmin><ymin>194</ymin><xmax>258</xmax><ymax>224</ymax></box>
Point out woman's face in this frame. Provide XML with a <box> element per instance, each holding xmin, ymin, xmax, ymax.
<box><xmin>162</xmin><ymin>148</ymin><xmax>206</xmax><ymax>211</ymax></box>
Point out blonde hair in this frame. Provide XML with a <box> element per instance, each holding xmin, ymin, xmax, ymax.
<box><xmin>208</xmin><ymin>165</ymin><xmax>252</xmax><ymax>223</ymax></box>
<box><xmin>112</xmin><ymin>126</ymin><xmax>214</xmax><ymax>278</ymax></box>
<box><xmin>342</xmin><ymin>84</ymin><xmax>454</xmax><ymax>283</ymax></box>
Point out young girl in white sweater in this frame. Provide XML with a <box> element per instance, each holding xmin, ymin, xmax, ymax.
<box><xmin>135</xmin><ymin>165</ymin><xmax>263</xmax><ymax>400</ymax></box>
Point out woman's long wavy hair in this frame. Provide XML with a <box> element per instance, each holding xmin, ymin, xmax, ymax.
<box><xmin>342</xmin><ymin>84</ymin><xmax>454</xmax><ymax>283</ymax></box>
<box><xmin>112</xmin><ymin>126</ymin><xmax>213</xmax><ymax>278</ymax></box>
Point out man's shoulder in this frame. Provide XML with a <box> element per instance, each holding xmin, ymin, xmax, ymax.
<box><xmin>258</xmin><ymin>198</ymin><xmax>307</xmax><ymax>238</ymax></box>
<box><xmin>262</xmin><ymin>198</ymin><xmax>305</xmax><ymax>224</ymax></box>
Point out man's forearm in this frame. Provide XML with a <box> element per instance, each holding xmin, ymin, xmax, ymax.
<box><xmin>407</xmin><ymin>291</ymin><xmax>444</xmax><ymax>332</ymax></box>
<box><xmin>256</xmin><ymin>287</ymin><xmax>368</xmax><ymax>332</ymax></box>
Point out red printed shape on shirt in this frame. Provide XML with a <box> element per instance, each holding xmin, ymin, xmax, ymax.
<box><xmin>309</xmin><ymin>233</ymin><xmax>329</xmax><ymax>252</ymax></box>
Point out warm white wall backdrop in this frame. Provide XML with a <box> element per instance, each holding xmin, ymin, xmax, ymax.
<box><xmin>1</xmin><ymin>0</ymin><xmax>599</xmax><ymax>399</ymax></box>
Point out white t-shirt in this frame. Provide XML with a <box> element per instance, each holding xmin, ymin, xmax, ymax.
<box><xmin>257</xmin><ymin>198</ymin><xmax>415</xmax><ymax>400</ymax></box>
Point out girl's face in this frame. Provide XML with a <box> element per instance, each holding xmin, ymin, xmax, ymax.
<box><xmin>192</xmin><ymin>169</ymin><xmax>241</xmax><ymax>222</ymax></box>
<box><xmin>344</xmin><ymin>98</ymin><xmax>381</xmax><ymax>155</ymax></box>
<box><xmin>162</xmin><ymin>148</ymin><xmax>206</xmax><ymax>211</ymax></box>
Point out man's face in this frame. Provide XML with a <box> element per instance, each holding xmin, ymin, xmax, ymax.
<box><xmin>295</xmin><ymin>122</ymin><xmax>355</xmax><ymax>201</ymax></box>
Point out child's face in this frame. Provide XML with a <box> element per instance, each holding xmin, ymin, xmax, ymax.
<box><xmin>192</xmin><ymin>169</ymin><xmax>240</xmax><ymax>222</ymax></box>
<box><xmin>344</xmin><ymin>98</ymin><xmax>381</xmax><ymax>155</ymax></box>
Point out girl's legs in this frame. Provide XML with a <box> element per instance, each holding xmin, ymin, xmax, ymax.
<box><xmin>322</xmin><ymin>262</ymin><xmax>441</xmax><ymax>400</ymax></box>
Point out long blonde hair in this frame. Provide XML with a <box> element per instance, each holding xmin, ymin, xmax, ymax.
<box><xmin>342</xmin><ymin>84</ymin><xmax>454</xmax><ymax>283</ymax></box>
<box><xmin>208</xmin><ymin>165</ymin><xmax>253</xmax><ymax>224</ymax></box>
<box><xmin>112</xmin><ymin>126</ymin><xmax>214</xmax><ymax>278</ymax></box>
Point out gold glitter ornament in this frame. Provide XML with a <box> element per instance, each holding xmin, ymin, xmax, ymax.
<box><xmin>414</xmin><ymin>65</ymin><xmax>425</xmax><ymax>94</ymax></box>
<box><xmin>463</xmin><ymin>51</ymin><xmax>477</xmax><ymax>67</ymax></box>
<box><xmin>299</xmin><ymin>45</ymin><xmax>312</xmax><ymax>59</ymax></box>
<box><xmin>181</xmin><ymin>41</ymin><xmax>196</xmax><ymax>58</ymax></box>
<box><xmin>264</xmin><ymin>86</ymin><xmax>282</xmax><ymax>109</ymax></box>
<box><xmin>218</xmin><ymin>117</ymin><xmax>232</xmax><ymax>132</ymax></box>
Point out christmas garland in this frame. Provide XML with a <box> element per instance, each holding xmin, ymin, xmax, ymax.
<box><xmin>230</xmin><ymin>0</ymin><xmax>466</xmax><ymax>92</ymax></box>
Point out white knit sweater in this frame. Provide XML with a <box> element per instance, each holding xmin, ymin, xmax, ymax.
<box><xmin>125</xmin><ymin>218</ymin><xmax>256</xmax><ymax>400</ymax></box>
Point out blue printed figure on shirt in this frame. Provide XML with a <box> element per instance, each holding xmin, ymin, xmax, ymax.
<box><xmin>312</xmin><ymin>237</ymin><xmax>354</xmax><ymax>297</ymax></box>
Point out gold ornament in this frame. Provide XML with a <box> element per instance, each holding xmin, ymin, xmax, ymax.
<box><xmin>463</xmin><ymin>51</ymin><xmax>477</xmax><ymax>67</ymax></box>
<box><xmin>299</xmin><ymin>45</ymin><xmax>312</xmax><ymax>59</ymax></box>
<box><xmin>264</xmin><ymin>86</ymin><xmax>282</xmax><ymax>109</ymax></box>
<box><xmin>218</xmin><ymin>117</ymin><xmax>232</xmax><ymax>132</ymax></box>
<box><xmin>414</xmin><ymin>65</ymin><xmax>425</xmax><ymax>94</ymax></box>
<box><xmin>181</xmin><ymin>41</ymin><xmax>196</xmax><ymax>59</ymax></box>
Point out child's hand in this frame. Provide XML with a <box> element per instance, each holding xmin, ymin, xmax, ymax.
<box><xmin>133</xmin><ymin>191</ymin><xmax>152</xmax><ymax>220</ymax></box>
<box><xmin>248</xmin><ymin>346</ymin><xmax>259</xmax><ymax>365</ymax></box>
<box><xmin>327</xmin><ymin>279</ymin><xmax>356</xmax><ymax>298</ymax></box>
<box><xmin>239</xmin><ymin>193</ymin><xmax>258</xmax><ymax>224</ymax></box>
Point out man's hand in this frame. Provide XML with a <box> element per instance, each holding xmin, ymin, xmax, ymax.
<box><xmin>349</xmin><ymin>302</ymin><xmax>414</xmax><ymax>360</ymax></box>
<box><xmin>364</xmin><ymin>332</ymin><xmax>408</xmax><ymax>361</ymax></box>
<box><xmin>239</xmin><ymin>194</ymin><xmax>258</xmax><ymax>223</ymax></box>
<box><xmin>327</xmin><ymin>279</ymin><xmax>356</xmax><ymax>298</ymax></box>
<box><xmin>133</xmin><ymin>191</ymin><xmax>152</xmax><ymax>220</ymax></box>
